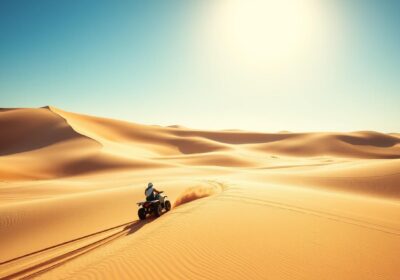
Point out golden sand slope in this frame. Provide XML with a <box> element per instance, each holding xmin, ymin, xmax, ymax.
<box><xmin>0</xmin><ymin>107</ymin><xmax>399</xmax><ymax>279</ymax></box>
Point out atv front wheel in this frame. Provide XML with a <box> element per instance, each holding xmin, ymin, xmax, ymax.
<box><xmin>154</xmin><ymin>204</ymin><xmax>162</xmax><ymax>217</ymax></box>
<box><xmin>138</xmin><ymin>208</ymin><xmax>146</xmax><ymax>220</ymax></box>
<box><xmin>165</xmin><ymin>200</ymin><xmax>171</xmax><ymax>212</ymax></box>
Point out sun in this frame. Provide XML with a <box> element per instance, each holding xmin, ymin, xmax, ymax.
<box><xmin>205</xmin><ymin>0</ymin><xmax>324</xmax><ymax>72</ymax></box>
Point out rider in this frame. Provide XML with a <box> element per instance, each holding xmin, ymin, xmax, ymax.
<box><xmin>145</xmin><ymin>182</ymin><xmax>164</xmax><ymax>203</ymax></box>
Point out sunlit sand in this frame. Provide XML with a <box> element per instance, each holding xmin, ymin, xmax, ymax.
<box><xmin>1</xmin><ymin>107</ymin><xmax>399</xmax><ymax>279</ymax></box>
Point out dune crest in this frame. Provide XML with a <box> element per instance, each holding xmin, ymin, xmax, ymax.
<box><xmin>1</xmin><ymin>107</ymin><xmax>399</xmax><ymax>181</ymax></box>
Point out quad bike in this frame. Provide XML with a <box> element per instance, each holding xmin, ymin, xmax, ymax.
<box><xmin>137</xmin><ymin>191</ymin><xmax>171</xmax><ymax>220</ymax></box>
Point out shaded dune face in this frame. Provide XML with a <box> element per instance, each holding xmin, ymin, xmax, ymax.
<box><xmin>166</xmin><ymin>138</ymin><xmax>228</xmax><ymax>154</ymax></box>
<box><xmin>337</xmin><ymin>132</ymin><xmax>400</xmax><ymax>148</ymax></box>
<box><xmin>170</xmin><ymin>129</ymin><xmax>300</xmax><ymax>144</ymax></box>
<box><xmin>0</xmin><ymin>108</ymin><xmax>165</xmax><ymax>180</ymax></box>
<box><xmin>51</xmin><ymin>107</ymin><xmax>230</xmax><ymax>156</ymax></box>
<box><xmin>0</xmin><ymin>108</ymin><xmax>99</xmax><ymax>156</ymax></box>
<box><xmin>169</xmin><ymin>129</ymin><xmax>400</xmax><ymax>159</ymax></box>
<box><xmin>246</xmin><ymin>133</ymin><xmax>400</xmax><ymax>159</ymax></box>
<box><xmin>0</xmin><ymin>106</ymin><xmax>399</xmax><ymax>181</ymax></box>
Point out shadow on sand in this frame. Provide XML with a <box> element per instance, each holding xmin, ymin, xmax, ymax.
<box><xmin>0</xmin><ymin>217</ymin><xmax>157</xmax><ymax>279</ymax></box>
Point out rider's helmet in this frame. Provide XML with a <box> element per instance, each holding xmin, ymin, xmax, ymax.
<box><xmin>148</xmin><ymin>182</ymin><xmax>153</xmax><ymax>188</ymax></box>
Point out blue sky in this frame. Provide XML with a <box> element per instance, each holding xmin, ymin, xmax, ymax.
<box><xmin>1</xmin><ymin>0</ymin><xmax>399</xmax><ymax>132</ymax></box>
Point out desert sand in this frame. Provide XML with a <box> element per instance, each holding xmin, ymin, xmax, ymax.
<box><xmin>0</xmin><ymin>106</ymin><xmax>399</xmax><ymax>279</ymax></box>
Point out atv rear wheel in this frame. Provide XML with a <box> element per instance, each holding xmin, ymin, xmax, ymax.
<box><xmin>165</xmin><ymin>200</ymin><xmax>171</xmax><ymax>211</ymax></box>
<box><xmin>154</xmin><ymin>204</ymin><xmax>162</xmax><ymax>217</ymax></box>
<box><xmin>138</xmin><ymin>208</ymin><xmax>146</xmax><ymax>220</ymax></box>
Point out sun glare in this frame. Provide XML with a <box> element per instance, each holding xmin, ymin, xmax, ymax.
<box><xmin>206</xmin><ymin>0</ymin><xmax>324</xmax><ymax>72</ymax></box>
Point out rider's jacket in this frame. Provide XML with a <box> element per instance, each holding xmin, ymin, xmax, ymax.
<box><xmin>145</xmin><ymin>186</ymin><xmax>155</xmax><ymax>201</ymax></box>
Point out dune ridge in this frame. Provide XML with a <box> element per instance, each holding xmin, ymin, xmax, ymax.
<box><xmin>1</xmin><ymin>106</ymin><xmax>399</xmax><ymax>181</ymax></box>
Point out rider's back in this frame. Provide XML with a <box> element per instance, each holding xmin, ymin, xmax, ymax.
<box><xmin>145</xmin><ymin>185</ymin><xmax>155</xmax><ymax>201</ymax></box>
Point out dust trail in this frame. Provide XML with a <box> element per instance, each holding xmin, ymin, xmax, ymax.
<box><xmin>173</xmin><ymin>182</ymin><xmax>223</xmax><ymax>208</ymax></box>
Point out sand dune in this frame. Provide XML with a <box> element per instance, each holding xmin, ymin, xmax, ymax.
<box><xmin>1</xmin><ymin>107</ymin><xmax>399</xmax><ymax>279</ymax></box>
<box><xmin>244</xmin><ymin>132</ymin><xmax>400</xmax><ymax>159</ymax></box>
<box><xmin>1</xmin><ymin>107</ymin><xmax>399</xmax><ymax>180</ymax></box>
